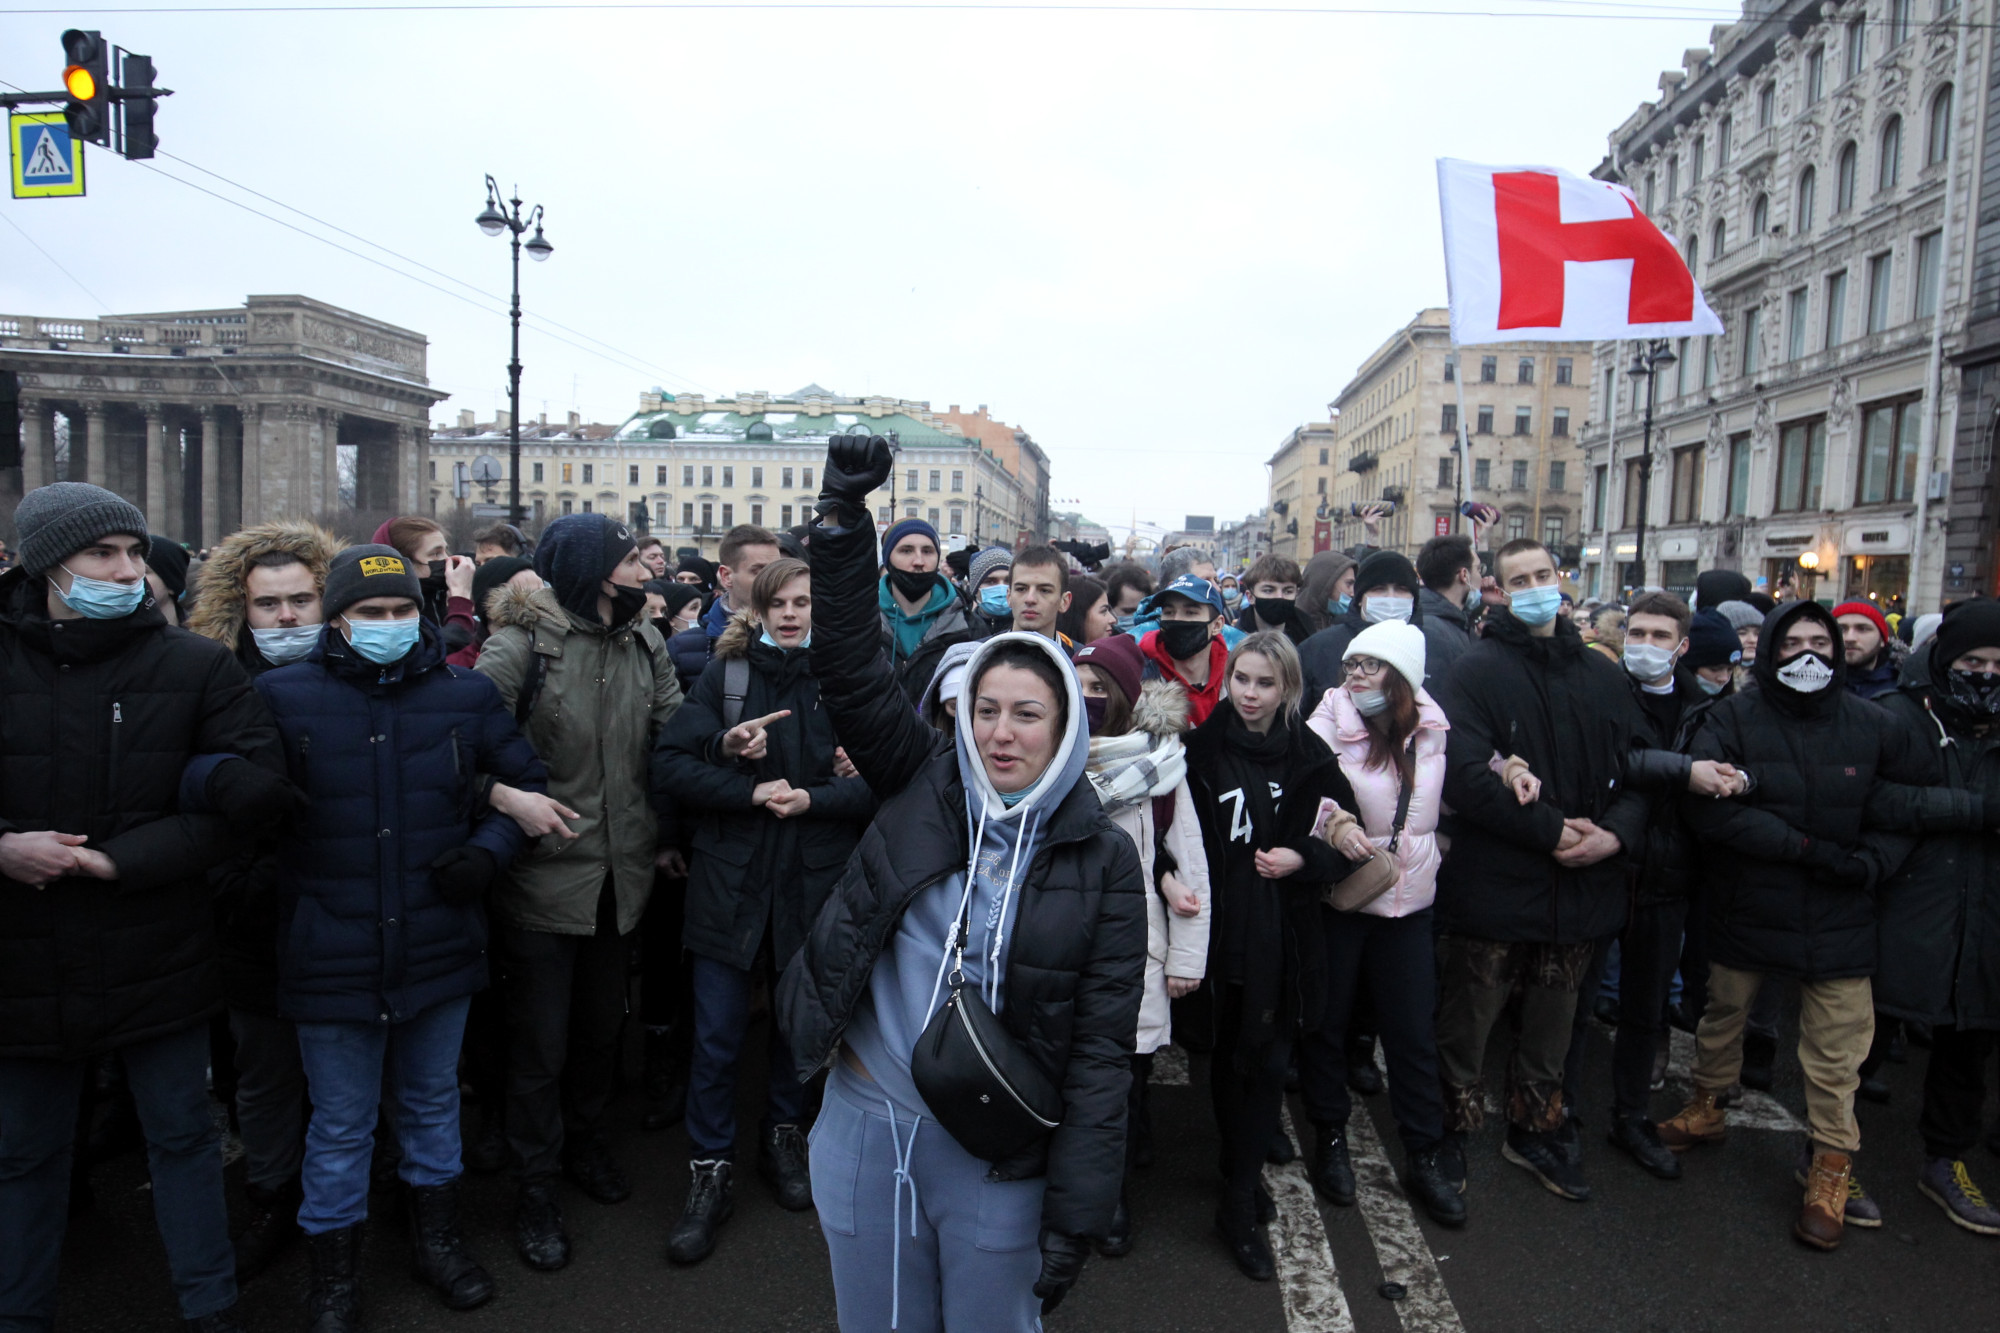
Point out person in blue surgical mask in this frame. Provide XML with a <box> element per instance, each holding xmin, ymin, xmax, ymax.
<box><xmin>1298</xmin><ymin>549</ymin><xmax>1464</xmax><ymax>713</ymax></box>
<box><xmin>1427</xmin><ymin>537</ymin><xmax>1650</xmax><ymax>1208</ymax></box>
<box><xmin>250</xmin><ymin>543</ymin><xmax>549</xmax><ymax>1329</ymax></box>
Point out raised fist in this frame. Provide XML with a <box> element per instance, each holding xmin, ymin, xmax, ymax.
<box><xmin>822</xmin><ymin>435</ymin><xmax>894</xmax><ymax>505</ymax></box>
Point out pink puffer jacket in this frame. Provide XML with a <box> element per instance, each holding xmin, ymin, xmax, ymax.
<box><xmin>1306</xmin><ymin>685</ymin><xmax>1449</xmax><ymax>918</ymax></box>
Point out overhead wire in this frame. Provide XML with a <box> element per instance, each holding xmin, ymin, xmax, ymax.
<box><xmin>0</xmin><ymin>210</ymin><xmax>113</xmax><ymax>309</ymax></box>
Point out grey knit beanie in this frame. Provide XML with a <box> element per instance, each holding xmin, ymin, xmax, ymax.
<box><xmin>968</xmin><ymin>546</ymin><xmax>1013</xmax><ymax>589</ymax></box>
<box><xmin>322</xmin><ymin>544</ymin><xmax>423</xmax><ymax>620</ymax></box>
<box><xmin>13</xmin><ymin>482</ymin><xmax>150</xmax><ymax>577</ymax></box>
<box><xmin>1713</xmin><ymin>599</ymin><xmax>1765</xmax><ymax>633</ymax></box>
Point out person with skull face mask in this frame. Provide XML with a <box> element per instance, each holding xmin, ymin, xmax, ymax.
<box><xmin>475</xmin><ymin>513</ymin><xmax>686</xmax><ymax>1271</ymax></box>
<box><xmin>1660</xmin><ymin>599</ymin><xmax>1929</xmax><ymax>1252</ymax></box>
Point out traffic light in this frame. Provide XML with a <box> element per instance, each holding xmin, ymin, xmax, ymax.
<box><xmin>118</xmin><ymin>50</ymin><xmax>157</xmax><ymax>159</ymax></box>
<box><xmin>60</xmin><ymin>28</ymin><xmax>109</xmax><ymax>146</ymax></box>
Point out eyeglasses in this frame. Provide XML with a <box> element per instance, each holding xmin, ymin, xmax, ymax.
<box><xmin>1342</xmin><ymin>657</ymin><xmax>1387</xmax><ymax>679</ymax></box>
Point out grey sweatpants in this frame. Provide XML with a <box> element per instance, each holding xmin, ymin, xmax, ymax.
<box><xmin>813</xmin><ymin>1064</ymin><xmax>1045</xmax><ymax>1333</ymax></box>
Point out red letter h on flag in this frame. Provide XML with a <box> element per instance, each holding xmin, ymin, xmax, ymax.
<box><xmin>1491</xmin><ymin>171</ymin><xmax>1694</xmax><ymax>329</ymax></box>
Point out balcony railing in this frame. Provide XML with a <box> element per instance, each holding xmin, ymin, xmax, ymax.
<box><xmin>1348</xmin><ymin>451</ymin><xmax>1378</xmax><ymax>474</ymax></box>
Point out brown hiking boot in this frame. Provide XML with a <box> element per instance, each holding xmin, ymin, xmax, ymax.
<box><xmin>1656</xmin><ymin>1087</ymin><xmax>1728</xmax><ymax>1151</ymax></box>
<box><xmin>1795</xmin><ymin>1150</ymin><xmax>1852</xmax><ymax>1251</ymax></box>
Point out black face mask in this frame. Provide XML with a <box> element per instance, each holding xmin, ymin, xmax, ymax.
<box><xmin>886</xmin><ymin>565</ymin><xmax>939</xmax><ymax>603</ymax></box>
<box><xmin>1083</xmin><ymin>695</ymin><xmax>1108</xmax><ymax>734</ymax></box>
<box><xmin>1254</xmin><ymin>596</ymin><xmax>1295</xmax><ymax>627</ymax></box>
<box><xmin>1948</xmin><ymin>668</ymin><xmax>2000</xmax><ymax>718</ymax></box>
<box><xmin>422</xmin><ymin>559</ymin><xmax>448</xmax><ymax>591</ymax></box>
<box><xmin>605</xmin><ymin>583</ymin><xmax>647</xmax><ymax>626</ymax></box>
<box><xmin>1159</xmin><ymin>619</ymin><xmax>1212</xmax><ymax>662</ymax></box>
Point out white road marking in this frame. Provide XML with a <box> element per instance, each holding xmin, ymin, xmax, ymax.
<box><xmin>1266</xmin><ymin>1105</ymin><xmax>1357</xmax><ymax>1333</ymax></box>
<box><xmin>1662</xmin><ymin>1026</ymin><xmax>1807</xmax><ymax>1134</ymax></box>
<box><xmin>1344</xmin><ymin>1097</ymin><xmax>1466</xmax><ymax>1333</ymax></box>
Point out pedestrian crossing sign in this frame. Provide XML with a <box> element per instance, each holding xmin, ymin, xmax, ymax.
<box><xmin>11</xmin><ymin>113</ymin><xmax>84</xmax><ymax>199</ymax></box>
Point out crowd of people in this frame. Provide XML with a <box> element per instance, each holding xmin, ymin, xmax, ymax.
<box><xmin>1</xmin><ymin>432</ymin><xmax>1998</xmax><ymax>1333</ymax></box>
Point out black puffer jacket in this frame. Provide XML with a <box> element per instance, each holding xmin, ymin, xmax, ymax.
<box><xmin>650</xmin><ymin>615</ymin><xmax>873</xmax><ymax>972</ymax></box>
<box><xmin>0</xmin><ymin>568</ymin><xmax>284</xmax><ymax>1060</ymax></box>
<box><xmin>1434</xmin><ymin>609</ymin><xmax>1648</xmax><ymax>943</ymax></box>
<box><xmin>1298</xmin><ymin>595</ymin><xmax>1467</xmax><ymax>711</ymax></box>
<box><xmin>777</xmin><ymin>500</ymin><xmax>1146</xmax><ymax>1239</ymax></box>
<box><xmin>1866</xmin><ymin>641</ymin><xmax>2000</xmax><ymax>1028</ymax></box>
<box><xmin>1681</xmin><ymin>600</ymin><xmax>1928</xmax><ymax>981</ymax></box>
<box><xmin>1621</xmin><ymin>667</ymin><xmax>1725</xmax><ymax>906</ymax></box>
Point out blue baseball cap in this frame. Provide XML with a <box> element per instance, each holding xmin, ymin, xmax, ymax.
<box><xmin>1143</xmin><ymin>574</ymin><xmax>1226</xmax><ymax>619</ymax></box>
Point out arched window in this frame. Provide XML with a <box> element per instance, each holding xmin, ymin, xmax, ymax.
<box><xmin>1928</xmin><ymin>84</ymin><xmax>1954</xmax><ymax>166</ymax></box>
<box><xmin>646</xmin><ymin>419</ymin><xmax>677</xmax><ymax>440</ymax></box>
<box><xmin>1711</xmin><ymin>218</ymin><xmax>1728</xmax><ymax>261</ymax></box>
<box><xmin>1752</xmin><ymin>193</ymin><xmax>1769</xmax><ymax>237</ymax></box>
<box><xmin>1837</xmin><ymin>141</ymin><xmax>1858</xmax><ymax>210</ymax></box>
<box><xmin>744</xmin><ymin>421</ymin><xmax>774</xmax><ymax>440</ymax></box>
<box><xmin>1880</xmin><ymin>115</ymin><xmax>1903</xmax><ymax>191</ymax></box>
<box><xmin>1686</xmin><ymin>234</ymin><xmax>1700</xmax><ymax>275</ymax></box>
<box><xmin>1796</xmin><ymin>166</ymin><xmax>1816</xmax><ymax>233</ymax></box>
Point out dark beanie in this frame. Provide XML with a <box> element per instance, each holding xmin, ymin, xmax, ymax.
<box><xmin>1694</xmin><ymin>569</ymin><xmax>1753</xmax><ymax>611</ymax></box>
<box><xmin>1353</xmin><ymin>549</ymin><xmax>1421</xmax><ymax>598</ymax></box>
<box><xmin>1932</xmin><ymin>599</ymin><xmax>2000</xmax><ymax>672</ymax></box>
<box><xmin>145</xmin><ymin>538</ymin><xmax>191</xmax><ymax>602</ymax></box>
<box><xmin>472</xmin><ymin>556</ymin><xmax>536</xmax><ymax>620</ymax></box>
<box><xmin>676</xmin><ymin>555</ymin><xmax>717</xmax><ymax>592</ymax></box>
<box><xmin>1685</xmin><ymin>609</ymin><xmax>1742</xmax><ymax>671</ymax></box>
<box><xmin>884</xmin><ymin>517</ymin><xmax>940</xmax><ymax>558</ymax></box>
<box><xmin>323</xmin><ymin>545</ymin><xmax>423</xmax><ymax>620</ymax></box>
<box><xmin>660</xmin><ymin>583</ymin><xmax>702</xmax><ymax>619</ymax></box>
<box><xmin>535</xmin><ymin>513</ymin><xmax>637</xmax><ymax>622</ymax></box>
<box><xmin>13</xmin><ymin>482</ymin><xmax>149</xmax><ymax>577</ymax></box>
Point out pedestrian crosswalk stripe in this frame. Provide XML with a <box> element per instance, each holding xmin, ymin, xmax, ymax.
<box><xmin>1266</xmin><ymin>1105</ymin><xmax>1357</xmax><ymax>1333</ymax></box>
<box><xmin>1345</xmin><ymin>1091</ymin><xmax>1465</xmax><ymax>1332</ymax></box>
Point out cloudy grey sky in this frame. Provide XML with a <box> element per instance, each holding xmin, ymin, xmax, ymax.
<box><xmin>1</xmin><ymin>0</ymin><xmax>1731</xmax><ymax>537</ymax></box>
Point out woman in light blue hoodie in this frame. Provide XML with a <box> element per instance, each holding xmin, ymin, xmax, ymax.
<box><xmin>781</xmin><ymin>437</ymin><xmax>1148</xmax><ymax>1332</ymax></box>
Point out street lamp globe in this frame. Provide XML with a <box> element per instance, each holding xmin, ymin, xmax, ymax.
<box><xmin>476</xmin><ymin>202</ymin><xmax>507</xmax><ymax>236</ymax></box>
<box><xmin>524</xmin><ymin>226</ymin><xmax>553</xmax><ymax>262</ymax></box>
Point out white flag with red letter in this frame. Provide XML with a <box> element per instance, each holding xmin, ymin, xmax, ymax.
<box><xmin>1438</xmin><ymin>157</ymin><xmax>1723</xmax><ymax>345</ymax></box>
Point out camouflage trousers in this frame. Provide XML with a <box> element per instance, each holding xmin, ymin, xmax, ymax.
<box><xmin>1434</xmin><ymin>936</ymin><xmax>1596</xmax><ymax>1134</ymax></box>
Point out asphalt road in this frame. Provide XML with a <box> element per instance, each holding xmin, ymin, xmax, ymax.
<box><xmin>52</xmin><ymin>988</ymin><xmax>2000</xmax><ymax>1332</ymax></box>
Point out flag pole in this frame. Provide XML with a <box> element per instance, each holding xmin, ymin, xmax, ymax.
<box><xmin>1451</xmin><ymin>341</ymin><xmax>1473</xmax><ymax>536</ymax></box>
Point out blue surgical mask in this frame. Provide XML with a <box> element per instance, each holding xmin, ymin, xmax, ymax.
<box><xmin>1510</xmin><ymin>585</ymin><xmax>1563</xmax><ymax>626</ymax></box>
<box><xmin>979</xmin><ymin>584</ymin><xmax>1010</xmax><ymax>615</ymax></box>
<box><xmin>1329</xmin><ymin>594</ymin><xmax>1352</xmax><ymax>617</ymax></box>
<box><xmin>340</xmin><ymin>614</ymin><xmax>420</xmax><ymax>665</ymax></box>
<box><xmin>252</xmin><ymin>623</ymin><xmax>321</xmax><ymax>666</ymax></box>
<box><xmin>54</xmin><ymin>564</ymin><xmax>146</xmax><ymax>620</ymax></box>
<box><xmin>1696</xmin><ymin>675</ymin><xmax>1728</xmax><ymax>696</ymax></box>
<box><xmin>759</xmin><ymin>628</ymin><xmax>813</xmax><ymax>650</ymax></box>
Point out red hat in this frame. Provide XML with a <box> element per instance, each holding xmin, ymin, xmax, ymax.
<box><xmin>1073</xmin><ymin>634</ymin><xmax>1144</xmax><ymax>707</ymax></box>
<box><xmin>1832</xmin><ymin>600</ymin><xmax>1890</xmax><ymax>641</ymax></box>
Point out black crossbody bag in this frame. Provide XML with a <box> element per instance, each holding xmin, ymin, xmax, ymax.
<box><xmin>910</xmin><ymin>886</ymin><xmax>1063</xmax><ymax>1161</ymax></box>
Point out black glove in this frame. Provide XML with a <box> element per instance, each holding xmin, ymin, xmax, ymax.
<box><xmin>206</xmin><ymin>757</ymin><xmax>303</xmax><ymax>833</ymax></box>
<box><xmin>1826</xmin><ymin>855</ymin><xmax>1872</xmax><ymax>889</ymax></box>
<box><xmin>430</xmin><ymin>845</ymin><xmax>497</xmax><ymax>906</ymax></box>
<box><xmin>1033</xmin><ymin>1229</ymin><xmax>1089</xmax><ymax>1316</ymax></box>
<box><xmin>819</xmin><ymin>434</ymin><xmax>895</xmax><ymax>514</ymax></box>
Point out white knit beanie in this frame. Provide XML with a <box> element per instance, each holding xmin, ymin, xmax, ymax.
<box><xmin>1345</xmin><ymin>620</ymin><xmax>1426</xmax><ymax>692</ymax></box>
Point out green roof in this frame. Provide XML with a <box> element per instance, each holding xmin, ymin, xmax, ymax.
<box><xmin>616</xmin><ymin>408</ymin><xmax>970</xmax><ymax>448</ymax></box>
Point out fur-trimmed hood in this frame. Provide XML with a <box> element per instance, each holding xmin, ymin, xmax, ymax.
<box><xmin>185</xmin><ymin>519</ymin><xmax>344</xmax><ymax>649</ymax></box>
<box><xmin>713</xmin><ymin>610</ymin><xmax>760</xmax><ymax>661</ymax></box>
<box><xmin>1131</xmin><ymin>678</ymin><xmax>1191</xmax><ymax>739</ymax></box>
<box><xmin>484</xmin><ymin>580</ymin><xmax>568</xmax><ymax>632</ymax></box>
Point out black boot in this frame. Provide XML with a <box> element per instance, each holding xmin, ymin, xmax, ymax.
<box><xmin>1214</xmin><ymin>1191</ymin><xmax>1274</xmax><ymax>1282</ymax></box>
<box><xmin>183</xmin><ymin>1307</ymin><xmax>245</xmax><ymax>1333</ymax></box>
<box><xmin>1404</xmin><ymin>1147</ymin><xmax>1468</xmax><ymax>1227</ymax></box>
<box><xmin>562</xmin><ymin>1132</ymin><xmax>632</xmax><ymax>1204</ymax></box>
<box><xmin>1345</xmin><ymin>1034</ymin><xmax>1383</xmax><ymax>1096</ymax></box>
<box><xmin>758</xmin><ymin>1123</ymin><xmax>813</xmax><ymax>1212</ymax></box>
<box><xmin>1740</xmin><ymin>1031</ymin><xmax>1777</xmax><ymax>1092</ymax></box>
<box><xmin>642</xmin><ymin>1029</ymin><xmax>689</xmax><ymax>1133</ymax></box>
<box><xmin>1311</xmin><ymin>1124</ymin><xmax>1355</xmax><ymax>1206</ymax></box>
<box><xmin>233</xmin><ymin>1177</ymin><xmax>301</xmax><ymax>1282</ymax></box>
<box><xmin>666</xmin><ymin>1160</ymin><xmax>734</xmax><ymax>1264</ymax></box>
<box><xmin>305</xmin><ymin>1225</ymin><xmax>362</xmax><ymax>1333</ymax></box>
<box><xmin>1607</xmin><ymin>1114</ymin><xmax>1683</xmax><ymax>1181</ymax></box>
<box><xmin>513</xmin><ymin>1179</ymin><xmax>570</xmax><ymax>1272</ymax></box>
<box><xmin>1096</xmin><ymin>1189</ymin><xmax>1134</xmax><ymax>1258</ymax></box>
<box><xmin>1265</xmin><ymin>1127</ymin><xmax>1296</xmax><ymax>1166</ymax></box>
<box><xmin>407</xmin><ymin>1179</ymin><xmax>495</xmax><ymax>1311</ymax></box>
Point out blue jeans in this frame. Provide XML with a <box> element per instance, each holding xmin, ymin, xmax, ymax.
<box><xmin>0</xmin><ymin>1022</ymin><xmax>236</xmax><ymax>1329</ymax></box>
<box><xmin>295</xmin><ymin>996</ymin><xmax>470</xmax><ymax>1234</ymax></box>
<box><xmin>685</xmin><ymin>952</ymin><xmax>812</xmax><ymax>1159</ymax></box>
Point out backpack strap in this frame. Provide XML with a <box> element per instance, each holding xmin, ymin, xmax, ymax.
<box><xmin>722</xmin><ymin>655</ymin><xmax>751</xmax><ymax>728</ymax></box>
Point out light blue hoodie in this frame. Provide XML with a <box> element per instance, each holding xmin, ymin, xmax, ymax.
<box><xmin>842</xmin><ymin>631</ymin><xmax>1092</xmax><ymax>1123</ymax></box>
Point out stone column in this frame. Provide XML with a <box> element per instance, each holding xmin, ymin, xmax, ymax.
<box><xmin>199</xmin><ymin>408</ymin><xmax>220</xmax><ymax>548</ymax></box>
<box><xmin>80</xmin><ymin>400</ymin><xmax>106</xmax><ymax>488</ymax></box>
<box><xmin>141</xmin><ymin>403</ymin><xmax>166</xmax><ymax>531</ymax></box>
<box><xmin>396</xmin><ymin>423</ymin><xmax>422</xmax><ymax>513</ymax></box>
<box><xmin>19</xmin><ymin>397</ymin><xmax>46</xmax><ymax>493</ymax></box>
<box><xmin>322</xmin><ymin>411</ymin><xmax>341</xmax><ymax>513</ymax></box>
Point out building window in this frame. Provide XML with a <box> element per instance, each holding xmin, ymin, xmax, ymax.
<box><xmin>1846</xmin><ymin>18</ymin><xmax>1866</xmax><ymax>80</ymax></box>
<box><xmin>561</xmin><ymin>499</ymin><xmax>573</xmax><ymax>515</ymax></box>
<box><xmin>582</xmin><ymin>463</ymin><xmax>594</xmax><ymax>484</ymax></box>
<box><xmin>1507</xmin><ymin>514</ymin><xmax>1526</xmax><ymax>542</ymax></box>
<box><xmin>928</xmin><ymin>469</ymin><xmax>941</xmax><ymax>492</ymax></box>
<box><xmin>533</xmin><ymin>462</ymin><xmax>545</xmax><ymax>483</ymax></box>
<box><xmin>1670</xmin><ymin>445</ymin><xmax>1704</xmax><ymax>523</ymax></box>
<box><xmin>1701</xmin><ymin>334</ymin><xmax>1717</xmax><ymax>389</ymax></box>
<box><xmin>1438</xmin><ymin>457</ymin><xmax>1455</xmax><ymax>489</ymax></box>
<box><xmin>1928</xmin><ymin>85</ymin><xmax>1953</xmax><ymax>166</ymax></box>
<box><xmin>427</xmin><ymin>460</ymin><xmax>437</xmax><ymax>480</ymax></box>
<box><xmin>1787</xmin><ymin>287</ymin><xmax>1811</xmax><ymax>360</ymax></box>
<box><xmin>1623</xmin><ymin>458</ymin><xmax>1647</xmax><ymax>527</ymax></box>
<box><xmin>802</xmin><ymin>467</ymin><xmax>813</xmax><ymax>488</ymax></box>
<box><xmin>1741</xmin><ymin>302</ymin><xmax>1762</xmax><ymax>375</ymax></box>
<box><xmin>1550</xmin><ymin>460</ymin><xmax>1567</xmax><ymax>491</ymax></box>
<box><xmin>781</xmin><ymin>466</ymin><xmax>794</xmax><ymax>488</ymax></box>
<box><xmin>1317</xmin><ymin>476</ymin><xmax>1327</xmax><ymax>495</ymax></box>
<box><xmin>951</xmin><ymin>470</ymin><xmax>963</xmax><ymax>492</ymax></box>
<box><xmin>1710</xmin><ymin>218</ymin><xmax>1727</xmax><ymax>262</ymax></box>
<box><xmin>656</xmin><ymin>465</ymin><xmax>667</xmax><ymax>485</ymax></box>
<box><xmin>1916</xmin><ymin>230</ymin><xmax>1943</xmax><ymax>318</ymax></box>
<box><xmin>1644</xmin><ymin>171</ymin><xmax>1656</xmax><ymax>213</ymax></box>
<box><xmin>720</xmin><ymin>503</ymin><xmax>734</xmax><ymax>526</ymax></box>
<box><xmin>1836</xmin><ymin>141</ymin><xmax>1858</xmax><ymax>211</ymax></box>
<box><xmin>1513</xmin><ymin>407</ymin><xmax>1532</xmax><ymax>436</ymax></box>
<box><xmin>1441</xmin><ymin>403</ymin><xmax>1458</xmax><ymax>432</ymax></box>
<box><xmin>682</xmin><ymin>464</ymin><xmax>694</xmax><ymax>487</ymax></box>
<box><xmin>628</xmin><ymin>464</ymin><xmax>639</xmax><ymax>485</ymax></box>
<box><xmin>1774</xmin><ymin>418</ymin><xmax>1828</xmax><ymax>512</ymax></box>
<box><xmin>1758</xmin><ymin>81</ymin><xmax>1775</xmax><ymax>129</ymax></box>
<box><xmin>748</xmin><ymin>466</ymin><xmax>761</xmax><ymax>488</ymax></box>
<box><xmin>1479</xmin><ymin>356</ymin><xmax>1497</xmax><ymax>383</ymax></box>
<box><xmin>1318</xmin><ymin>448</ymin><xmax>1329</xmax><ymax>465</ymax></box>
<box><xmin>1476</xmin><ymin>405</ymin><xmax>1494</xmax><ymax>434</ymax></box>
<box><xmin>1511</xmin><ymin>459</ymin><xmax>1529</xmax><ymax>489</ymax></box>
<box><xmin>581</xmin><ymin>500</ymin><xmax>593</xmax><ymax>514</ymax></box>
<box><xmin>1879</xmin><ymin>116</ymin><xmax>1902</xmax><ymax>191</ymax></box>
<box><xmin>1719</xmin><ymin>114</ymin><xmax>1733</xmax><ymax>166</ymax></box>
<box><xmin>904</xmin><ymin>503</ymin><xmax>917</xmax><ymax>518</ymax></box>
<box><xmin>1591</xmin><ymin>464</ymin><xmax>1608</xmax><ymax>530</ymax></box>
<box><xmin>1807</xmin><ymin>45</ymin><xmax>1825</xmax><ymax>104</ymax></box>
<box><xmin>1691</xmin><ymin>135</ymin><xmax>1705</xmax><ymax>184</ymax></box>
<box><xmin>744</xmin><ymin>503</ymin><xmax>758</xmax><ymax>526</ymax></box>
<box><xmin>682</xmin><ymin>502</ymin><xmax>694</xmax><ymax>528</ymax></box>
<box><xmin>701</xmin><ymin>465</ymin><xmax>714</xmax><ymax>487</ymax></box>
<box><xmin>1474</xmin><ymin>458</ymin><xmax>1491</xmax><ymax>489</ymax></box>
<box><xmin>1686</xmin><ymin>233</ymin><xmax>1700</xmax><ymax>277</ymax></box>
<box><xmin>562</xmin><ymin>463</ymin><xmax>574</xmax><ymax>484</ymax></box>
<box><xmin>1752</xmin><ymin>192</ymin><xmax>1769</xmax><ymax>238</ymax></box>
<box><xmin>1543</xmin><ymin>515</ymin><xmax>1564</xmax><ymax>547</ymax></box>
<box><xmin>1552</xmin><ymin>407</ymin><xmax>1570</xmax><ymax>437</ymax></box>
<box><xmin>1858</xmin><ymin>399</ymin><xmax>1922</xmax><ymax>503</ymax></box>
<box><xmin>1517</xmin><ymin>357</ymin><xmax>1534</xmax><ymax>384</ymax></box>
<box><xmin>721</xmin><ymin>466</ymin><xmax>734</xmax><ymax>488</ymax></box>
<box><xmin>905</xmin><ymin>469</ymin><xmax>917</xmax><ymax>491</ymax></box>
<box><xmin>928</xmin><ymin>508</ymin><xmax>940</xmax><ymax>527</ymax></box>
<box><xmin>1826</xmin><ymin>269</ymin><xmax>1849</xmax><ymax>344</ymax></box>
<box><xmin>1867</xmin><ymin>252</ymin><xmax>1894</xmax><ymax>333</ymax></box>
<box><xmin>1555</xmin><ymin>357</ymin><xmax>1573</xmax><ymax>385</ymax></box>
<box><xmin>700</xmin><ymin>502</ymin><xmax>713</xmax><ymax>529</ymax></box>
<box><xmin>1796</xmin><ymin>167</ymin><xmax>1816</xmax><ymax>234</ymax></box>
<box><xmin>1675</xmin><ymin>336</ymin><xmax>1691</xmax><ymax>395</ymax></box>
<box><xmin>949</xmin><ymin>508</ymin><xmax>962</xmax><ymax>531</ymax></box>
<box><xmin>1443</xmin><ymin>356</ymin><xmax>1457</xmax><ymax>382</ymax></box>
<box><xmin>653</xmin><ymin>501</ymin><xmax>667</xmax><ymax>528</ymax></box>
<box><xmin>1666</xmin><ymin>154</ymin><xmax>1679</xmax><ymax>204</ymax></box>
<box><xmin>781</xmin><ymin>504</ymin><xmax>794</xmax><ymax>527</ymax></box>
<box><xmin>878</xmin><ymin>505</ymin><xmax>892</xmax><ymax>522</ymax></box>
<box><xmin>1889</xmin><ymin>0</ymin><xmax>1911</xmax><ymax>46</ymax></box>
